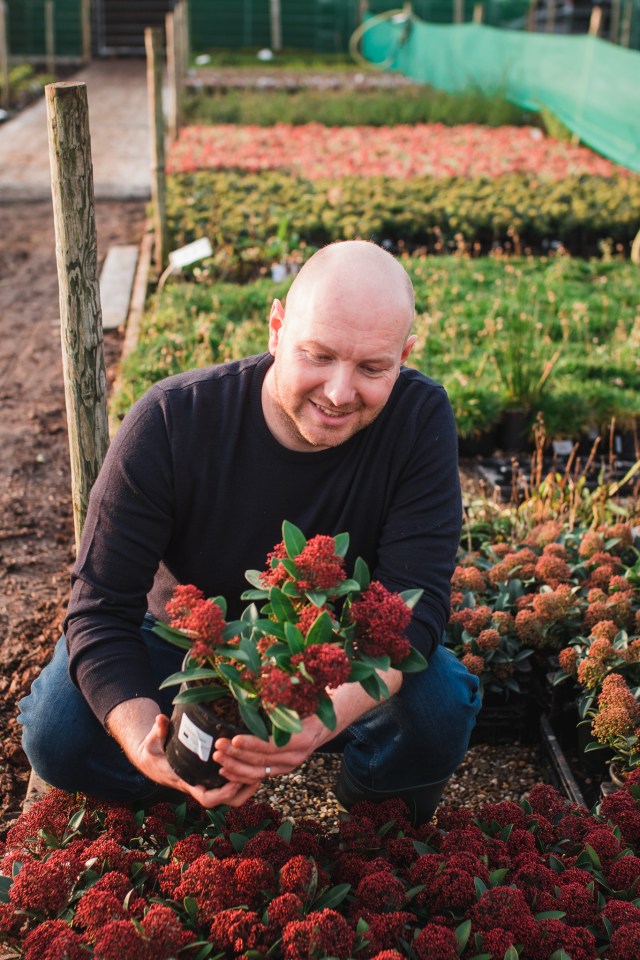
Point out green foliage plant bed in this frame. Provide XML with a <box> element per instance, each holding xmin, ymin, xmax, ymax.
<box><xmin>111</xmin><ymin>255</ymin><xmax>640</xmax><ymax>444</ymax></box>
<box><xmin>3</xmin><ymin>779</ymin><xmax>640</xmax><ymax>958</ymax></box>
<box><xmin>165</xmin><ymin>169</ymin><xmax>640</xmax><ymax>267</ymax></box>
<box><xmin>184</xmin><ymin>84</ymin><xmax>539</xmax><ymax>128</ymax></box>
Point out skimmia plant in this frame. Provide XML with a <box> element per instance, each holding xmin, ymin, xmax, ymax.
<box><xmin>153</xmin><ymin>521</ymin><xmax>426</xmax><ymax>746</ymax></box>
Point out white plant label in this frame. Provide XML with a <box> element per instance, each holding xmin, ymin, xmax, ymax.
<box><xmin>169</xmin><ymin>237</ymin><xmax>213</xmax><ymax>270</ymax></box>
<box><xmin>177</xmin><ymin>712</ymin><xmax>214</xmax><ymax>763</ymax></box>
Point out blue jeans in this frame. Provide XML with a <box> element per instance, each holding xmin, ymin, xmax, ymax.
<box><xmin>18</xmin><ymin>616</ymin><xmax>481</xmax><ymax>801</ymax></box>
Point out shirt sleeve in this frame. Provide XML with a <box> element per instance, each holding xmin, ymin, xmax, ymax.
<box><xmin>373</xmin><ymin>382</ymin><xmax>462</xmax><ymax>660</ymax></box>
<box><xmin>64</xmin><ymin>386</ymin><xmax>176</xmax><ymax>726</ymax></box>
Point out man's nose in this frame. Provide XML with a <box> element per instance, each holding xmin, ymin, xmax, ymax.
<box><xmin>324</xmin><ymin>366</ymin><xmax>356</xmax><ymax>408</ymax></box>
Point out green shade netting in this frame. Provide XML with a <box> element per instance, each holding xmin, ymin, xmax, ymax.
<box><xmin>361</xmin><ymin>17</ymin><xmax>640</xmax><ymax>173</ymax></box>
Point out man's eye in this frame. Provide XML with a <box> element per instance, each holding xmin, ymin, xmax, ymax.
<box><xmin>309</xmin><ymin>353</ymin><xmax>330</xmax><ymax>363</ymax></box>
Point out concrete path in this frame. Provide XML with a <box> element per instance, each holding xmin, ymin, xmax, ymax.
<box><xmin>0</xmin><ymin>59</ymin><xmax>151</xmax><ymax>202</ymax></box>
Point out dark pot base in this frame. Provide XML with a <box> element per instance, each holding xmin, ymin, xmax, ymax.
<box><xmin>164</xmin><ymin>700</ymin><xmax>244</xmax><ymax>789</ymax></box>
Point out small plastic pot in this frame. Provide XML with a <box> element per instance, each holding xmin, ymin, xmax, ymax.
<box><xmin>164</xmin><ymin>697</ymin><xmax>244</xmax><ymax>789</ymax></box>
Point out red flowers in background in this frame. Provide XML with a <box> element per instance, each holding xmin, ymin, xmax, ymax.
<box><xmin>167</xmin><ymin>122</ymin><xmax>627</xmax><ymax>180</ymax></box>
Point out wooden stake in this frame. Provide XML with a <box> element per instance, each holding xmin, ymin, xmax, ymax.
<box><xmin>546</xmin><ymin>0</ymin><xmax>556</xmax><ymax>32</ymax></box>
<box><xmin>454</xmin><ymin>0</ymin><xmax>464</xmax><ymax>22</ymax></box>
<box><xmin>270</xmin><ymin>0</ymin><xmax>282</xmax><ymax>51</ymax></box>
<box><xmin>45</xmin><ymin>0</ymin><xmax>55</xmax><ymax>77</ymax></box>
<box><xmin>527</xmin><ymin>0</ymin><xmax>538</xmax><ymax>31</ymax></box>
<box><xmin>145</xmin><ymin>27</ymin><xmax>168</xmax><ymax>273</ymax></box>
<box><xmin>610</xmin><ymin>0</ymin><xmax>621</xmax><ymax>42</ymax></box>
<box><xmin>183</xmin><ymin>0</ymin><xmax>191</xmax><ymax>69</ymax></box>
<box><xmin>620</xmin><ymin>0</ymin><xmax>632</xmax><ymax>46</ymax></box>
<box><xmin>81</xmin><ymin>0</ymin><xmax>91</xmax><ymax>63</ymax></box>
<box><xmin>358</xmin><ymin>0</ymin><xmax>369</xmax><ymax>22</ymax></box>
<box><xmin>45</xmin><ymin>82</ymin><xmax>109</xmax><ymax>549</ymax></box>
<box><xmin>166</xmin><ymin>12</ymin><xmax>178</xmax><ymax>140</ymax></box>
<box><xmin>473</xmin><ymin>3</ymin><xmax>484</xmax><ymax>23</ymax></box>
<box><xmin>0</xmin><ymin>1</ymin><xmax>9</xmax><ymax>112</ymax></box>
<box><xmin>588</xmin><ymin>5</ymin><xmax>602</xmax><ymax>35</ymax></box>
<box><xmin>174</xmin><ymin>1</ymin><xmax>184</xmax><ymax>131</ymax></box>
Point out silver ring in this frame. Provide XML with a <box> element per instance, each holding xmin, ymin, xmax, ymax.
<box><xmin>265</xmin><ymin>765</ymin><xmax>271</xmax><ymax>777</ymax></box>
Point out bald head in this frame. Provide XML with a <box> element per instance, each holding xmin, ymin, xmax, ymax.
<box><xmin>285</xmin><ymin>240</ymin><xmax>415</xmax><ymax>340</ymax></box>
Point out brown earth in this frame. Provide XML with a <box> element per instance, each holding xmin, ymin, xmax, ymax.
<box><xmin>0</xmin><ymin>200</ymin><xmax>146</xmax><ymax>836</ymax></box>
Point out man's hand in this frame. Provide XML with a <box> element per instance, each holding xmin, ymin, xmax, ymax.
<box><xmin>105</xmin><ymin>698</ymin><xmax>261</xmax><ymax>808</ymax></box>
<box><xmin>214</xmin><ymin>667</ymin><xmax>403</xmax><ymax>783</ymax></box>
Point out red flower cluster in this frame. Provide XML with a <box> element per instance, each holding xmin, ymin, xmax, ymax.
<box><xmin>349</xmin><ymin>581</ymin><xmax>412</xmax><ymax>663</ymax></box>
<box><xmin>282</xmin><ymin>908</ymin><xmax>355</xmax><ymax>959</ymax></box>
<box><xmin>165</xmin><ymin>584</ymin><xmax>226</xmax><ymax>661</ymax></box>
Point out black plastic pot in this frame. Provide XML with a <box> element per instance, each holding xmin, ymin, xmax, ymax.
<box><xmin>164</xmin><ymin>698</ymin><xmax>244</xmax><ymax>789</ymax></box>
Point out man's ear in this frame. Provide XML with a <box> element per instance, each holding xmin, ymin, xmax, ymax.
<box><xmin>268</xmin><ymin>299</ymin><xmax>285</xmax><ymax>355</ymax></box>
<box><xmin>401</xmin><ymin>334</ymin><xmax>417</xmax><ymax>364</ymax></box>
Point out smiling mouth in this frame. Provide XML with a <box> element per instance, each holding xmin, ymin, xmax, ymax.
<box><xmin>311</xmin><ymin>401</ymin><xmax>355</xmax><ymax>419</ymax></box>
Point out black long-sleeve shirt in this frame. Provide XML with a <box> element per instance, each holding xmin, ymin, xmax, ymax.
<box><xmin>65</xmin><ymin>352</ymin><xmax>462</xmax><ymax>726</ymax></box>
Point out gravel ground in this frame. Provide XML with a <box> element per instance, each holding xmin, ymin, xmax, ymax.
<box><xmin>187</xmin><ymin>67</ymin><xmax>421</xmax><ymax>92</ymax></box>
<box><xmin>254</xmin><ymin>741</ymin><xmax>552</xmax><ymax>828</ymax></box>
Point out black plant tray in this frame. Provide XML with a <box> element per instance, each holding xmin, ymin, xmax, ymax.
<box><xmin>476</xmin><ymin>455</ymin><xmax>637</xmax><ymax>503</ymax></box>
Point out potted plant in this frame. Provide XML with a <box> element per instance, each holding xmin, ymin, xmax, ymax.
<box><xmin>154</xmin><ymin>521</ymin><xmax>426</xmax><ymax>788</ymax></box>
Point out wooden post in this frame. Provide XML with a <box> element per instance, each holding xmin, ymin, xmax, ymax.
<box><xmin>166</xmin><ymin>11</ymin><xmax>178</xmax><ymax>140</ymax></box>
<box><xmin>588</xmin><ymin>4</ymin><xmax>602</xmax><ymax>35</ymax></box>
<box><xmin>610</xmin><ymin>0</ymin><xmax>621</xmax><ymax>41</ymax></box>
<box><xmin>173</xmin><ymin>0</ymin><xmax>184</xmax><ymax>131</ymax></box>
<box><xmin>45</xmin><ymin>82</ymin><xmax>109</xmax><ymax>549</ymax></box>
<box><xmin>454</xmin><ymin>0</ymin><xmax>464</xmax><ymax>22</ymax></box>
<box><xmin>358</xmin><ymin>0</ymin><xmax>369</xmax><ymax>22</ymax></box>
<box><xmin>183</xmin><ymin>0</ymin><xmax>191</xmax><ymax>70</ymax></box>
<box><xmin>527</xmin><ymin>0</ymin><xmax>538</xmax><ymax>30</ymax></box>
<box><xmin>81</xmin><ymin>0</ymin><xmax>91</xmax><ymax>63</ymax></box>
<box><xmin>0</xmin><ymin>1</ymin><xmax>9</xmax><ymax>112</ymax></box>
<box><xmin>473</xmin><ymin>2</ymin><xmax>484</xmax><ymax>22</ymax></box>
<box><xmin>45</xmin><ymin>0</ymin><xmax>56</xmax><ymax>77</ymax></box>
<box><xmin>145</xmin><ymin>27</ymin><xmax>168</xmax><ymax>273</ymax></box>
<box><xmin>270</xmin><ymin>0</ymin><xmax>282</xmax><ymax>51</ymax></box>
<box><xmin>620</xmin><ymin>0</ymin><xmax>632</xmax><ymax>46</ymax></box>
<box><xmin>546</xmin><ymin>0</ymin><xmax>556</xmax><ymax>32</ymax></box>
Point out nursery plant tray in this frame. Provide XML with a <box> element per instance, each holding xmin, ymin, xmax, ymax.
<box><xmin>476</xmin><ymin>455</ymin><xmax>637</xmax><ymax>503</ymax></box>
<box><xmin>539</xmin><ymin>714</ymin><xmax>587</xmax><ymax>808</ymax></box>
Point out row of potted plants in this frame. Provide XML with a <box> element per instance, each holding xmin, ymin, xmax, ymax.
<box><xmin>165</xmin><ymin>169</ymin><xmax>640</xmax><ymax>269</ymax></box>
<box><xmin>1</xmin><ymin>775</ymin><xmax>640</xmax><ymax>958</ymax></box>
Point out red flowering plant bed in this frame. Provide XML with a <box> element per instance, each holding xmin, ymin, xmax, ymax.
<box><xmin>446</xmin><ymin>519</ymin><xmax>640</xmax><ymax>761</ymax></box>
<box><xmin>3</xmin><ymin>776</ymin><xmax>640</xmax><ymax>959</ymax></box>
<box><xmin>155</xmin><ymin>521</ymin><xmax>425</xmax><ymax>784</ymax></box>
<box><xmin>166</xmin><ymin>123</ymin><xmax>628</xmax><ymax>181</ymax></box>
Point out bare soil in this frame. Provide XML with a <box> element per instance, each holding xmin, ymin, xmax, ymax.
<box><xmin>0</xmin><ymin>200</ymin><xmax>146</xmax><ymax>836</ymax></box>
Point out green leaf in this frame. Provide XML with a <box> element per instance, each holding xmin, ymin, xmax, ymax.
<box><xmin>172</xmin><ymin>685</ymin><xmax>229</xmax><ymax>705</ymax></box>
<box><xmin>237</xmin><ymin>701</ymin><xmax>269</xmax><ymax>741</ymax></box>
<box><xmin>474</xmin><ymin>877</ymin><xmax>488</xmax><ymax>898</ymax></box>
<box><xmin>269</xmin><ymin>587</ymin><xmax>297</xmax><ymax>623</ymax></box>
<box><xmin>397</xmin><ymin>647</ymin><xmax>428</xmax><ymax>673</ymax></box>
<box><xmin>312</xmin><ymin>883</ymin><xmax>351</xmax><ymax>910</ymax></box>
<box><xmin>503</xmin><ymin>947</ymin><xmax>519</xmax><ymax>960</ymax></box>
<box><xmin>0</xmin><ymin>875</ymin><xmax>12</xmax><ymax>904</ymax></box>
<box><xmin>160</xmin><ymin>667</ymin><xmax>218</xmax><ymax>690</ymax></box>
<box><xmin>268</xmin><ymin>705</ymin><xmax>303</xmax><ymax>734</ymax></box>
<box><xmin>489</xmin><ymin>868</ymin><xmax>509</xmax><ymax>886</ymax></box>
<box><xmin>272</xmin><ymin>726</ymin><xmax>292</xmax><ymax>747</ymax></box>
<box><xmin>241</xmin><ymin>588</ymin><xmax>269</xmax><ymax>601</ymax></box>
<box><xmin>152</xmin><ymin>621</ymin><xmax>193</xmax><ymax>650</ymax></box>
<box><xmin>315</xmin><ymin>696</ymin><xmax>337</xmax><ymax>731</ymax></box>
<box><xmin>356</xmin><ymin>917</ymin><xmax>370</xmax><ymax>935</ymax></box>
<box><xmin>412</xmin><ymin>840</ymin><xmax>433</xmax><ymax>856</ymax></box>
<box><xmin>583</xmin><ymin>844</ymin><xmax>603</xmax><ymax>870</ymax></box>
<box><xmin>333</xmin><ymin>531</ymin><xmax>350</xmax><ymax>557</ymax></box>
<box><xmin>535</xmin><ymin>910</ymin><xmax>567</xmax><ymax>919</ymax></box>
<box><xmin>360</xmin><ymin>672</ymin><xmax>390</xmax><ymax>701</ymax></box>
<box><xmin>548</xmin><ymin>950</ymin><xmax>573</xmax><ymax>960</ymax></box>
<box><xmin>405</xmin><ymin>883</ymin><xmax>427</xmax><ymax>900</ymax></box>
<box><xmin>306</xmin><ymin>610</ymin><xmax>334</xmax><ymax>646</ymax></box>
<box><xmin>583</xmin><ymin>741</ymin><xmax>609</xmax><ymax>753</ymax></box>
<box><xmin>229</xmin><ymin>832</ymin><xmax>248</xmax><ymax>853</ymax></box>
<box><xmin>183</xmin><ymin>895</ymin><xmax>199</xmax><ymax>921</ymax></box>
<box><xmin>254</xmin><ymin>619</ymin><xmax>286</xmax><ymax>640</ymax></box>
<box><xmin>333</xmin><ymin>578</ymin><xmax>362</xmax><ymax>598</ymax></box>
<box><xmin>284</xmin><ymin>621</ymin><xmax>305</xmax><ymax>653</ymax></box>
<box><xmin>306</xmin><ymin>590</ymin><xmax>328</xmax><ymax>607</ymax></box>
<box><xmin>277</xmin><ymin>820</ymin><xmax>293</xmax><ymax>843</ymax></box>
<box><xmin>244</xmin><ymin>569</ymin><xmax>264</xmax><ymax>589</ymax></box>
<box><xmin>348</xmin><ymin>661</ymin><xmax>375</xmax><ymax>682</ymax></box>
<box><xmin>67</xmin><ymin>806</ymin><xmax>86</xmax><ymax>834</ymax></box>
<box><xmin>354</xmin><ymin>556</ymin><xmax>370</xmax><ymax>590</ymax></box>
<box><xmin>283</xmin><ymin>520</ymin><xmax>307</xmax><ymax>559</ymax></box>
<box><xmin>455</xmin><ymin>919</ymin><xmax>472</xmax><ymax>950</ymax></box>
<box><xmin>399</xmin><ymin>588</ymin><xmax>423</xmax><ymax>609</ymax></box>
<box><xmin>192</xmin><ymin>944</ymin><xmax>215</xmax><ymax>960</ymax></box>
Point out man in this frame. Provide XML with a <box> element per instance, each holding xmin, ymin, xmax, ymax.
<box><xmin>19</xmin><ymin>240</ymin><xmax>480</xmax><ymax>822</ymax></box>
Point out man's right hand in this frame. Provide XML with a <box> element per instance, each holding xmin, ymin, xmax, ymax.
<box><xmin>105</xmin><ymin>697</ymin><xmax>261</xmax><ymax>808</ymax></box>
